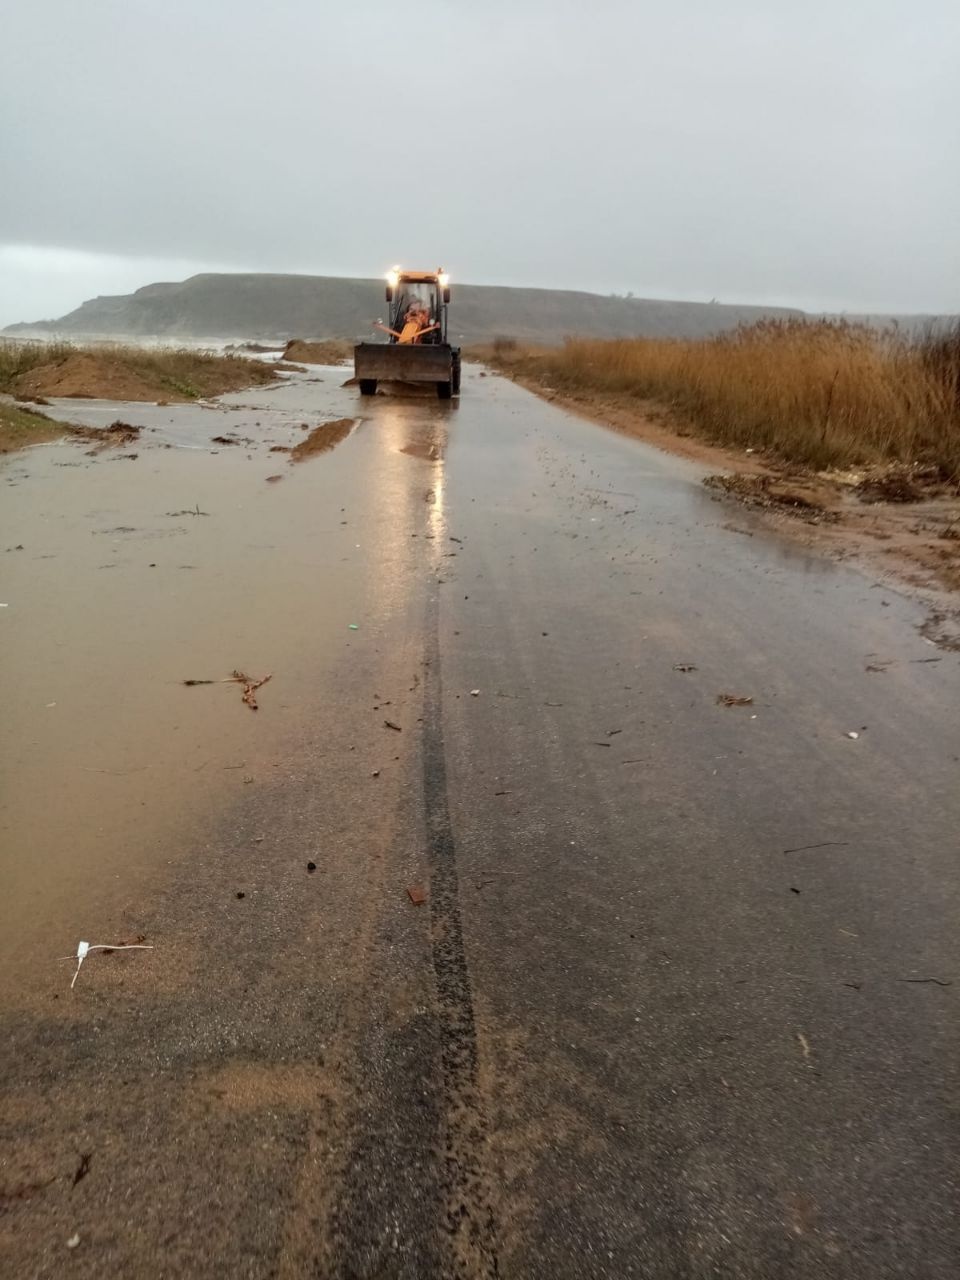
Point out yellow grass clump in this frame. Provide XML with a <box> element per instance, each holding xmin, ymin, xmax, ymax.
<box><xmin>515</xmin><ymin>320</ymin><xmax>960</xmax><ymax>479</ymax></box>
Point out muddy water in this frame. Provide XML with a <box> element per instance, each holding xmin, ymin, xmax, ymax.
<box><xmin>0</xmin><ymin>368</ymin><xmax>448</xmax><ymax>994</ymax></box>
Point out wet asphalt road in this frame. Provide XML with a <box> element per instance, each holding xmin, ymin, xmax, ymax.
<box><xmin>2</xmin><ymin>366</ymin><xmax>959</xmax><ymax>1278</ymax></box>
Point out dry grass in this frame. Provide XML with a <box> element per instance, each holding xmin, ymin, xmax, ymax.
<box><xmin>496</xmin><ymin>320</ymin><xmax>960</xmax><ymax>480</ymax></box>
<box><xmin>464</xmin><ymin>338</ymin><xmax>553</xmax><ymax>365</ymax></box>
<box><xmin>0</xmin><ymin>340</ymin><xmax>277</xmax><ymax>400</ymax></box>
<box><xmin>112</xmin><ymin>346</ymin><xmax>277</xmax><ymax>398</ymax></box>
<box><xmin>0</xmin><ymin>401</ymin><xmax>68</xmax><ymax>452</ymax></box>
<box><xmin>0</xmin><ymin>340</ymin><xmax>75</xmax><ymax>390</ymax></box>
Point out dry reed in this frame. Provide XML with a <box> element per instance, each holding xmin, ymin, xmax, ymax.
<box><xmin>510</xmin><ymin>319</ymin><xmax>960</xmax><ymax>479</ymax></box>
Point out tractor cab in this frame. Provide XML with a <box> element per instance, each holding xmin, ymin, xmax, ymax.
<box><xmin>384</xmin><ymin>268</ymin><xmax>451</xmax><ymax>345</ymax></box>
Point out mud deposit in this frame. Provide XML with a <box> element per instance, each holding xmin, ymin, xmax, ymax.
<box><xmin>282</xmin><ymin>339</ymin><xmax>351</xmax><ymax>364</ymax></box>
<box><xmin>289</xmin><ymin>417</ymin><xmax>356</xmax><ymax>460</ymax></box>
<box><xmin>11</xmin><ymin>350</ymin><xmax>279</xmax><ymax>403</ymax></box>
<box><xmin>704</xmin><ymin>470</ymin><xmax>841</xmax><ymax>520</ymax></box>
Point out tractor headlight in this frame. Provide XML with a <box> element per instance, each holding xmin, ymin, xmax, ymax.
<box><xmin>438</xmin><ymin>272</ymin><xmax>450</xmax><ymax>288</ymax></box>
<box><xmin>386</xmin><ymin>267</ymin><xmax>400</xmax><ymax>289</ymax></box>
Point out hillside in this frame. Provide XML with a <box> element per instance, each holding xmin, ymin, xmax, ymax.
<box><xmin>4</xmin><ymin>272</ymin><xmax>809</xmax><ymax>345</ymax></box>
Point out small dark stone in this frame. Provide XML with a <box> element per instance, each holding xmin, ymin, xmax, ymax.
<box><xmin>236</xmin><ymin>891</ymin><xmax>245</xmax><ymax>899</ymax></box>
<box><xmin>307</xmin><ymin>861</ymin><xmax>317</xmax><ymax>873</ymax></box>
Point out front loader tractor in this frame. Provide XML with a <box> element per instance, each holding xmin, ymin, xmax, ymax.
<box><xmin>354</xmin><ymin>267</ymin><xmax>461</xmax><ymax>399</ymax></box>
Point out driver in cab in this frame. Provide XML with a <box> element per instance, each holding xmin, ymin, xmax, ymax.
<box><xmin>373</xmin><ymin>302</ymin><xmax>438</xmax><ymax>345</ymax></box>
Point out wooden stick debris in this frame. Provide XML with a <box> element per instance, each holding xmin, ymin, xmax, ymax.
<box><xmin>783</xmin><ymin>841</ymin><xmax>850</xmax><ymax>854</ymax></box>
<box><xmin>182</xmin><ymin>671</ymin><xmax>272</xmax><ymax>709</ymax></box>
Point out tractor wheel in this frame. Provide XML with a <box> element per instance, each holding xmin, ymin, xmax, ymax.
<box><xmin>451</xmin><ymin>355</ymin><xmax>462</xmax><ymax>396</ymax></box>
<box><xmin>436</xmin><ymin>380</ymin><xmax>453</xmax><ymax>401</ymax></box>
<box><xmin>359</xmin><ymin>379</ymin><xmax>378</xmax><ymax>396</ymax></box>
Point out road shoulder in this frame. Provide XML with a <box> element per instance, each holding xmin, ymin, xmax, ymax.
<box><xmin>496</xmin><ymin>370</ymin><xmax>960</xmax><ymax>641</ymax></box>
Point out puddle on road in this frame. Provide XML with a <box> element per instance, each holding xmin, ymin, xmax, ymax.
<box><xmin>0</xmin><ymin>383</ymin><xmax>433</xmax><ymax>999</ymax></box>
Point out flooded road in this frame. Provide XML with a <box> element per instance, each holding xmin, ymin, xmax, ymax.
<box><xmin>1</xmin><ymin>373</ymin><xmax>433</xmax><ymax>992</ymax></box>
<box><xmin>2</xmin><ymin>365</ymin><xmax>958</xmax><ymax>1278</ymax></box>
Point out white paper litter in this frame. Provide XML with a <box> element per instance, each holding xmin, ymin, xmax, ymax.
<box><xmin>58</xmin><ymin>939</ymin><xmax>154</xmax><ymax>989</ymax></box>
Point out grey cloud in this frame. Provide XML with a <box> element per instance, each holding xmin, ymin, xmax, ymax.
<box><xmin>2</xmin><ymin>0</ymin><xmax>958</xmax><ymax>314</ymax></box>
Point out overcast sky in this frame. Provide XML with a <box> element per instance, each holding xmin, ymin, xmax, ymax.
<box><xmin>2</xmin><ymin>0</ymin><xmax>958</xmax><ymax>327</ymax></box>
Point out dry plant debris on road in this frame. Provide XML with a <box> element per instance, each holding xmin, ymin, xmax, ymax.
<box><xmin>182</xmin><ymin>670</ymin><xmax>272</xmax><ymax>710</ymax></box>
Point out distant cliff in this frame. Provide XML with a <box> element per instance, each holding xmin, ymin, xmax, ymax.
<box><xmin>4</xmin><ymin>272</ymin><xmax>809</xmax><ymax>344</ymax></box>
